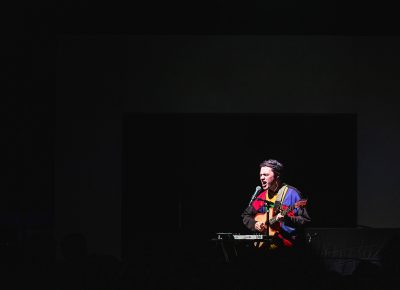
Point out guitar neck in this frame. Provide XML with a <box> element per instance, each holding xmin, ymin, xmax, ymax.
<box><xmin>268</xmin><ymin>205</ymin><xmax>293</xmax><ymax>225</ymax></box>
<box><xmin>267</xmin><ymin>199</ymin><xmax>307</xmax><ymax>226</ymax></box>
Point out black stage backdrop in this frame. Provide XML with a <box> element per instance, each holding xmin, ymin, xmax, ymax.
<box><xmin>123</xmin><ymin>113</ymin><xmax>356</xmax><ymax>261</ymax></box>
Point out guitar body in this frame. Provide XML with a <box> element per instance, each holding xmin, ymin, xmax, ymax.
<box><xmin>253</xmin><ymin>209</ymin><xmax>281</xmax><ymax>248</ymax></box>
<box><xmin>254</xmin><ymin>210</ymin><xmax>279</xmax><ymax>237</ymax></box>
<box><xmin>253</xmin><ymin>199</ymin><xmax>307</xmax><ymax>249</ymax></box>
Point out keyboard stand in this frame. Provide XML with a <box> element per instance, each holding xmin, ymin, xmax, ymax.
<box><xmin>212</xmin><ymin>233</ymin><xmax>270</xmax><ymax>263</ymax></box>
<box><xmin>220</xmin><ymin>239</ymin><xmax>231</xmax><ymax>263</ymax></box>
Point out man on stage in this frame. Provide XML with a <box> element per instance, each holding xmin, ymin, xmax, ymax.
<box><xmin>242</xmin><ymin>159</ymin><xmax>311</xmax><ymax>249</ymax></box>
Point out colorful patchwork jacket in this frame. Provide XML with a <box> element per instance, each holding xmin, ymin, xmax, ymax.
<box><xmin>241</xmin><ymin>183</ymin><xmax>311</xmax><ymax>246</ymax></box>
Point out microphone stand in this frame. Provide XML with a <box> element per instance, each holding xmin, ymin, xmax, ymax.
<box><xmin>248</xmin><ymin>186</ymin><xmax>261</xmax><ymax>206</ymax></box>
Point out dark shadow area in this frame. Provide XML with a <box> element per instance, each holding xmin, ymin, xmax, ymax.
<box><xmin>0</xmin><ymin>231</ymin><xmax>122</xmax><ymax>290</ymax></box>
<box><xmin>55</xmin><ymin>233</ymin><xmax>121</xmax><ymax>290</ymax></box>
<box><xmin>2</xmin><ymin>229</ymin><xmax>399</xmax><ymax>290</ymax></box>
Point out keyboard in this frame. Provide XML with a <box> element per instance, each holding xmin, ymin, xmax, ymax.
<box><xmin>215</xmin><ymin>232</ymin><xmax>268</xmax><ymax>240</ymax></box>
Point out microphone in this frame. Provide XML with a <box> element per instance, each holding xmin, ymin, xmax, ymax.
<box><xmin>248</xmin><ymin>186</ymin><xmax>262</xmax><ymax>206</ymax></box>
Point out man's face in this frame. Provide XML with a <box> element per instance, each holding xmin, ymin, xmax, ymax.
<box><xmin>259</xmin><ymin>166</ymin><xmax>276</xmax><ymax>190</ymax></box>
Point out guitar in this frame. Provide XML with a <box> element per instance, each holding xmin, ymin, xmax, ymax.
<box><xmin>254</xmin><ymin>199</ymin><xmax>308</xmax><ymax>248</ymax></box>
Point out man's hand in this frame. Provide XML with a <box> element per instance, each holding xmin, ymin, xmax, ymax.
<box><xmin>255</xmin><ymin>221</ymin><xmax>266</xmax><ymax>232</ymax></box>
<box><xmin>275</xmin><ymin>213</ymin><xmax>284</xmax><ymax>221</ymax></box>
